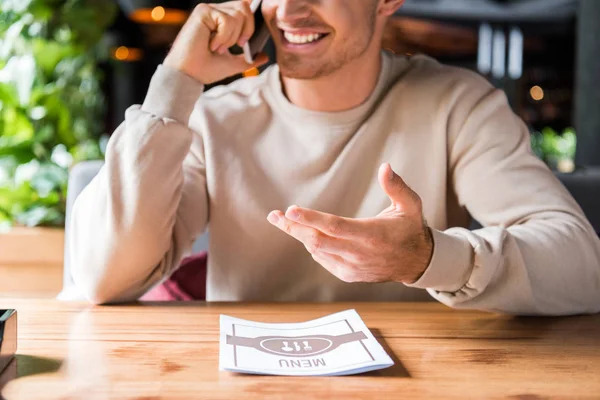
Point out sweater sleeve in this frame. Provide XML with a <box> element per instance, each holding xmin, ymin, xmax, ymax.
<box><xmin>406</xmin><ymin>74</ymin><xmax>600</xmax><ymax>316</ymax></box>
<box><xmin>69</xmin><ymin>65</ymin><xmax>209</xmax><ymax>304</ymax></box>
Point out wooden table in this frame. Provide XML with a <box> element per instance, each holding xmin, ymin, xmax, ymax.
<box><xmin>0</xmin><ymin>228</ymin><xmax>64</xmax><ymax>298</ymax></box>
<box><xmin>1</xmin><ymin>299</ymin><xmax>599</xmax><ymax>399</ymax></box>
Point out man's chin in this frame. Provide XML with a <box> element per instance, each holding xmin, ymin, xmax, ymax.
<box><xmin>279</xmin><ymin>69</ymin><xmax>318</xmax><ymax>80</ymax></box>
<box><xmin>278</xmin><ymin>62</ymin><xmax>333</xmax><ymax>80</ymax></box>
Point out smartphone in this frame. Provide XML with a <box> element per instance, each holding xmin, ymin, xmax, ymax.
<box><xmin>229</xmin><ymin>0</ymin><xmax>270</xmax><ymax>64</ymax></box>
<box><xmin>0</xmin><ymin>310</ymin><xmax>17</xmax><ymax>374</ymax></box>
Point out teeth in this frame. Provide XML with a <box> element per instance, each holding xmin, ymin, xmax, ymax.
<box><xmin>283</xmin><ymin>32</ymin><xmax>323</xmax><ymax>44</ymax></box>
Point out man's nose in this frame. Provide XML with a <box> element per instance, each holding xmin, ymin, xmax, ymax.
<box><xmin>276</xmin><ymin>0</ymin><xmax>312</xmax><ymax>23</ymax></box>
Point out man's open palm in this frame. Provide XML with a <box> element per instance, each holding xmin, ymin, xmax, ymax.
<box><xmin>268</xmin><ymin>163</ymin><xmax>434</xmax><ymax>284</ymax></box>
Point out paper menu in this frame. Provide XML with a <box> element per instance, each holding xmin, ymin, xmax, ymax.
<box><xmin>219</xmin><ymin>309</ymin><xmax>394</xmax><ymax>376</ymax></box>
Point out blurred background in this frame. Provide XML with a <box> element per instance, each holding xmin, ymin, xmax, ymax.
<box><xmin>0</xmin><ymin>0</ymin><xmax>599</xmax><ymax>298</ymax></box>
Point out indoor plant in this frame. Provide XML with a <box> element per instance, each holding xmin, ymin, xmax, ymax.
<box><xmin>0</xmin><ymin>0</ymin><xmax>116</xmax><ymax>295</ymax></box>
<box><xmin>0</xmin><ymin>0</ymin><xmax>116</xmax><ymax>229</ymax></box>
<box><xmin>530</xmin><ymin>127</ymin><xmax>599</xmax><ymax>234</ymax></box>
<box><xmin>530</xmin><ymin>127</ymin><xmax>577</xmax><ymax>173</ymax></box>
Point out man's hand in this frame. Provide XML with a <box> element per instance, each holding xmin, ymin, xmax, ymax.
<box><xmin>267</xmin><ymin>163</ymin><xmax>434</xmax><ymax>284</ymax></box>
<box><xmin>164</xmin><ymin>1</ymin><xmax>268</xmax><ymax>84</ymax></box>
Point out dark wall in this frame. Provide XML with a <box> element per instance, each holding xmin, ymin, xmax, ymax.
<box><xmin>575</xmin><ymin>0</ymin><xmax>600</xmax><ymax>166</ymax></box>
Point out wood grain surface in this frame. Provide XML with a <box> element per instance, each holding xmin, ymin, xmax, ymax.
<box><xmin>0</xmin><ymin>299</ymin><xmax>598</xmax><ymax>399</ymax></box>
<box><xmin>0</xmin><ymin>228</ymin><xmax>64</xmax><ymax>297</ymax></box>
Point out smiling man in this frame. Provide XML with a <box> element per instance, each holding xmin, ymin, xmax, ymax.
<box><xmin>70</xmin><ymin>0</ymin><xmax>600</xmax><ymax>315</ymax></box>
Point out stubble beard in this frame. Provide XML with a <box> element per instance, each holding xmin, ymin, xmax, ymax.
<box><xmin>276</xmin><ymin>6</ymin><xmax>378</xmax><ymax>80</ymax></box>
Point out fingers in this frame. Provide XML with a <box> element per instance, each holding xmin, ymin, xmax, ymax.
<box><xmin>219</xmin><ymin>1</ymin><xmax>255</xmax><ymax>47</ymax></box>
<box><xmin>207</xmin><ymin>2</ymin><xmax>254</xmax><ymax>54</ymax></box>
<box><xmin>208</xmin><ymin>8</ymin><xmax>243</xmax><ymax>53</ymax></box>
<box><xmin>378</xmin><ymin>163</ymin><xmax>421</xmax><ymax>213</ymax></box>
<box><xmin>230</xmin><ymin>51</ymin><xmax>269</xmax><ymax>69</ymax></box>
<box><xmin>267</xmin><ymin>211</ymin><xmax>355</xmax><ymax>255</ymax></box>
<box><xmin>235</xmin><ymin>1</ymin><xmax>255</xmax><ymax>46</ymax></box>
<box><xmin>214</xmin><ymin>51</ymin><xmax>268</xmax><ymax>78</ymax></box>
<box><xmin>268</xmin><ymin>208</ymin><xmax>399</xmax><ymax>284</ymax></box>
<box><xmin>284</xmin><ymin>205</ymin><xmax>366</xmax><ymax>239</ymax></box>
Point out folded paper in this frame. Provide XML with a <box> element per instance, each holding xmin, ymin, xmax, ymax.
<box><xmin>219</xmin><ymin>309</ymin><xmax>393</xmax><ymax>376</ymax></box>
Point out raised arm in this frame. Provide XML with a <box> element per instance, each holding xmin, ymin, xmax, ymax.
<box><xmin>70</xmin><ymin>1</ymin><xmax>267</xmax><ymax>304</ymax></box>
<box><xmin>69</xmin><ymin>66</ymin><xmax>208</xmax><ymax>304</ymax></box>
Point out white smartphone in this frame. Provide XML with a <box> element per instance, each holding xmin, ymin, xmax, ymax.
<box><xmin>234</xmin><ymin>0</ymin><xmax>270</xmax><ymax>64</ymax></box>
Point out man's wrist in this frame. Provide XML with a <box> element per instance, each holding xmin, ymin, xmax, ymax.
<box><xmin>389</xmin><ymin>225</ymin><xmax>434</xmax><ymax>284</ymax></box>
<box><xmin>163</xmin><ymin>55</ymin><xmax>206</xmax><ymax>86</ymax></box>
<box><xmin>141</xmin><ymin>64</ymin><xmax>205</xmax><ymax>124</ymax></box>
<box><xmin>401</xmin><ymin>226</ymin><xmax>434</xmax><ymax>284</ymax></box>
<box><xmin>404</xmin><ymin>229</ymin><xmax>473</xmax><ymax>292</ymax></box>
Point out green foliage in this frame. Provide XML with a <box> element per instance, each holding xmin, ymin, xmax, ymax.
<box><xmin>0</xmin><ymin>0</ymin><xmax>116</xmax><ymax>228</ymax></box>
<box><xmin>530</xmin><ymin>127</ymin><xmax>577</xmax><ymax>170</ymax></box>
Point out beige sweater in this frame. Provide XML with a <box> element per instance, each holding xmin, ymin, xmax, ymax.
<box><xmin>70</xmin><ymin>52</ymin><xmax>600</xmax><ymax>314</ymax></box>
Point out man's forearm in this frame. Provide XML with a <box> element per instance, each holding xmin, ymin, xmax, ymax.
<box><xmin>70</xmin><ymin>66</ymin><xmax>208</xmax><ymax>304</ymax></box>
<box><xmin>407</xmin><ymin>212</ymin><xmax>600</xmax><ymax>315</ymax></box>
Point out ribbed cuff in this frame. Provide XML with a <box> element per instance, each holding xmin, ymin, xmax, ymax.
<box><xmin>405</xmin><ymin>229</ymin><xmax>474</xmax><ymax>293</ymax></box>
<box><xmin>141</xmin><ymin>64</ymin><xmax>204</xmax><ymax>124</ymax></box>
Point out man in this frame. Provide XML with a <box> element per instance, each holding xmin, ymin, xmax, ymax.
<box><xmin>70</xmin><ymin>0</ymin><xmax>600</xmax><ymax>315</ymax></box>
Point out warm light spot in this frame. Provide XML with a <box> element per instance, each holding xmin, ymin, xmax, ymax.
<box><xmin>151</xmin><ymin>6</ymin><xmax>165</xmax><ymax>22</ymax></box>
<box><xmin>557</xmin><ymin>158</ymin><xmax>575</xmax><ymax>173</ymax></box>
<box><xmin>130</xmin><ymin>8</ymin><xmax>188</xmax><ymax>25</ymax></box>
<box><xmin>111</xmin><ymin>47</ymin><xmax>144</xmax><ymax>62</ymax></box>
<box><xmin>114</xmin><ymin>46</ymin><xmax>129</xmax><ymax>61</ymax></box>
<box><xmin>243</xmin><ymin>68</ymin><xmax>260</xmax><ymax>77</ymax></box>
<box><xmin>530</xmin><ymin>85</ymin><xmax>544</xmax><ymax>101</ymax></box>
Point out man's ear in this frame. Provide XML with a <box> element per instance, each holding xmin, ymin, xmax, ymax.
<box><xmin>378</xmin><ymin>0</ymin><xmax>405</xmax><ymax>17</ymax></box>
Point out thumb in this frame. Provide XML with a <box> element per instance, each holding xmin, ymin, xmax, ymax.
<box><xmin>378</xmin><ymin>163</ymin><xmax>420</xmax><ymax>212</ymax></box>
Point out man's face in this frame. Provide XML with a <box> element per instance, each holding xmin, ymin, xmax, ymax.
<box><xmin>262</xmin><ymin>0</ymin><xmax>381</xmax><ymax>80</ymax></box>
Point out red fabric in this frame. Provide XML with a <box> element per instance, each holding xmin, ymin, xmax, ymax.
<box><xmin>141</xmin><ymin>252</ymin><xmax>208</xmax><ymax>301</ymax></box>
